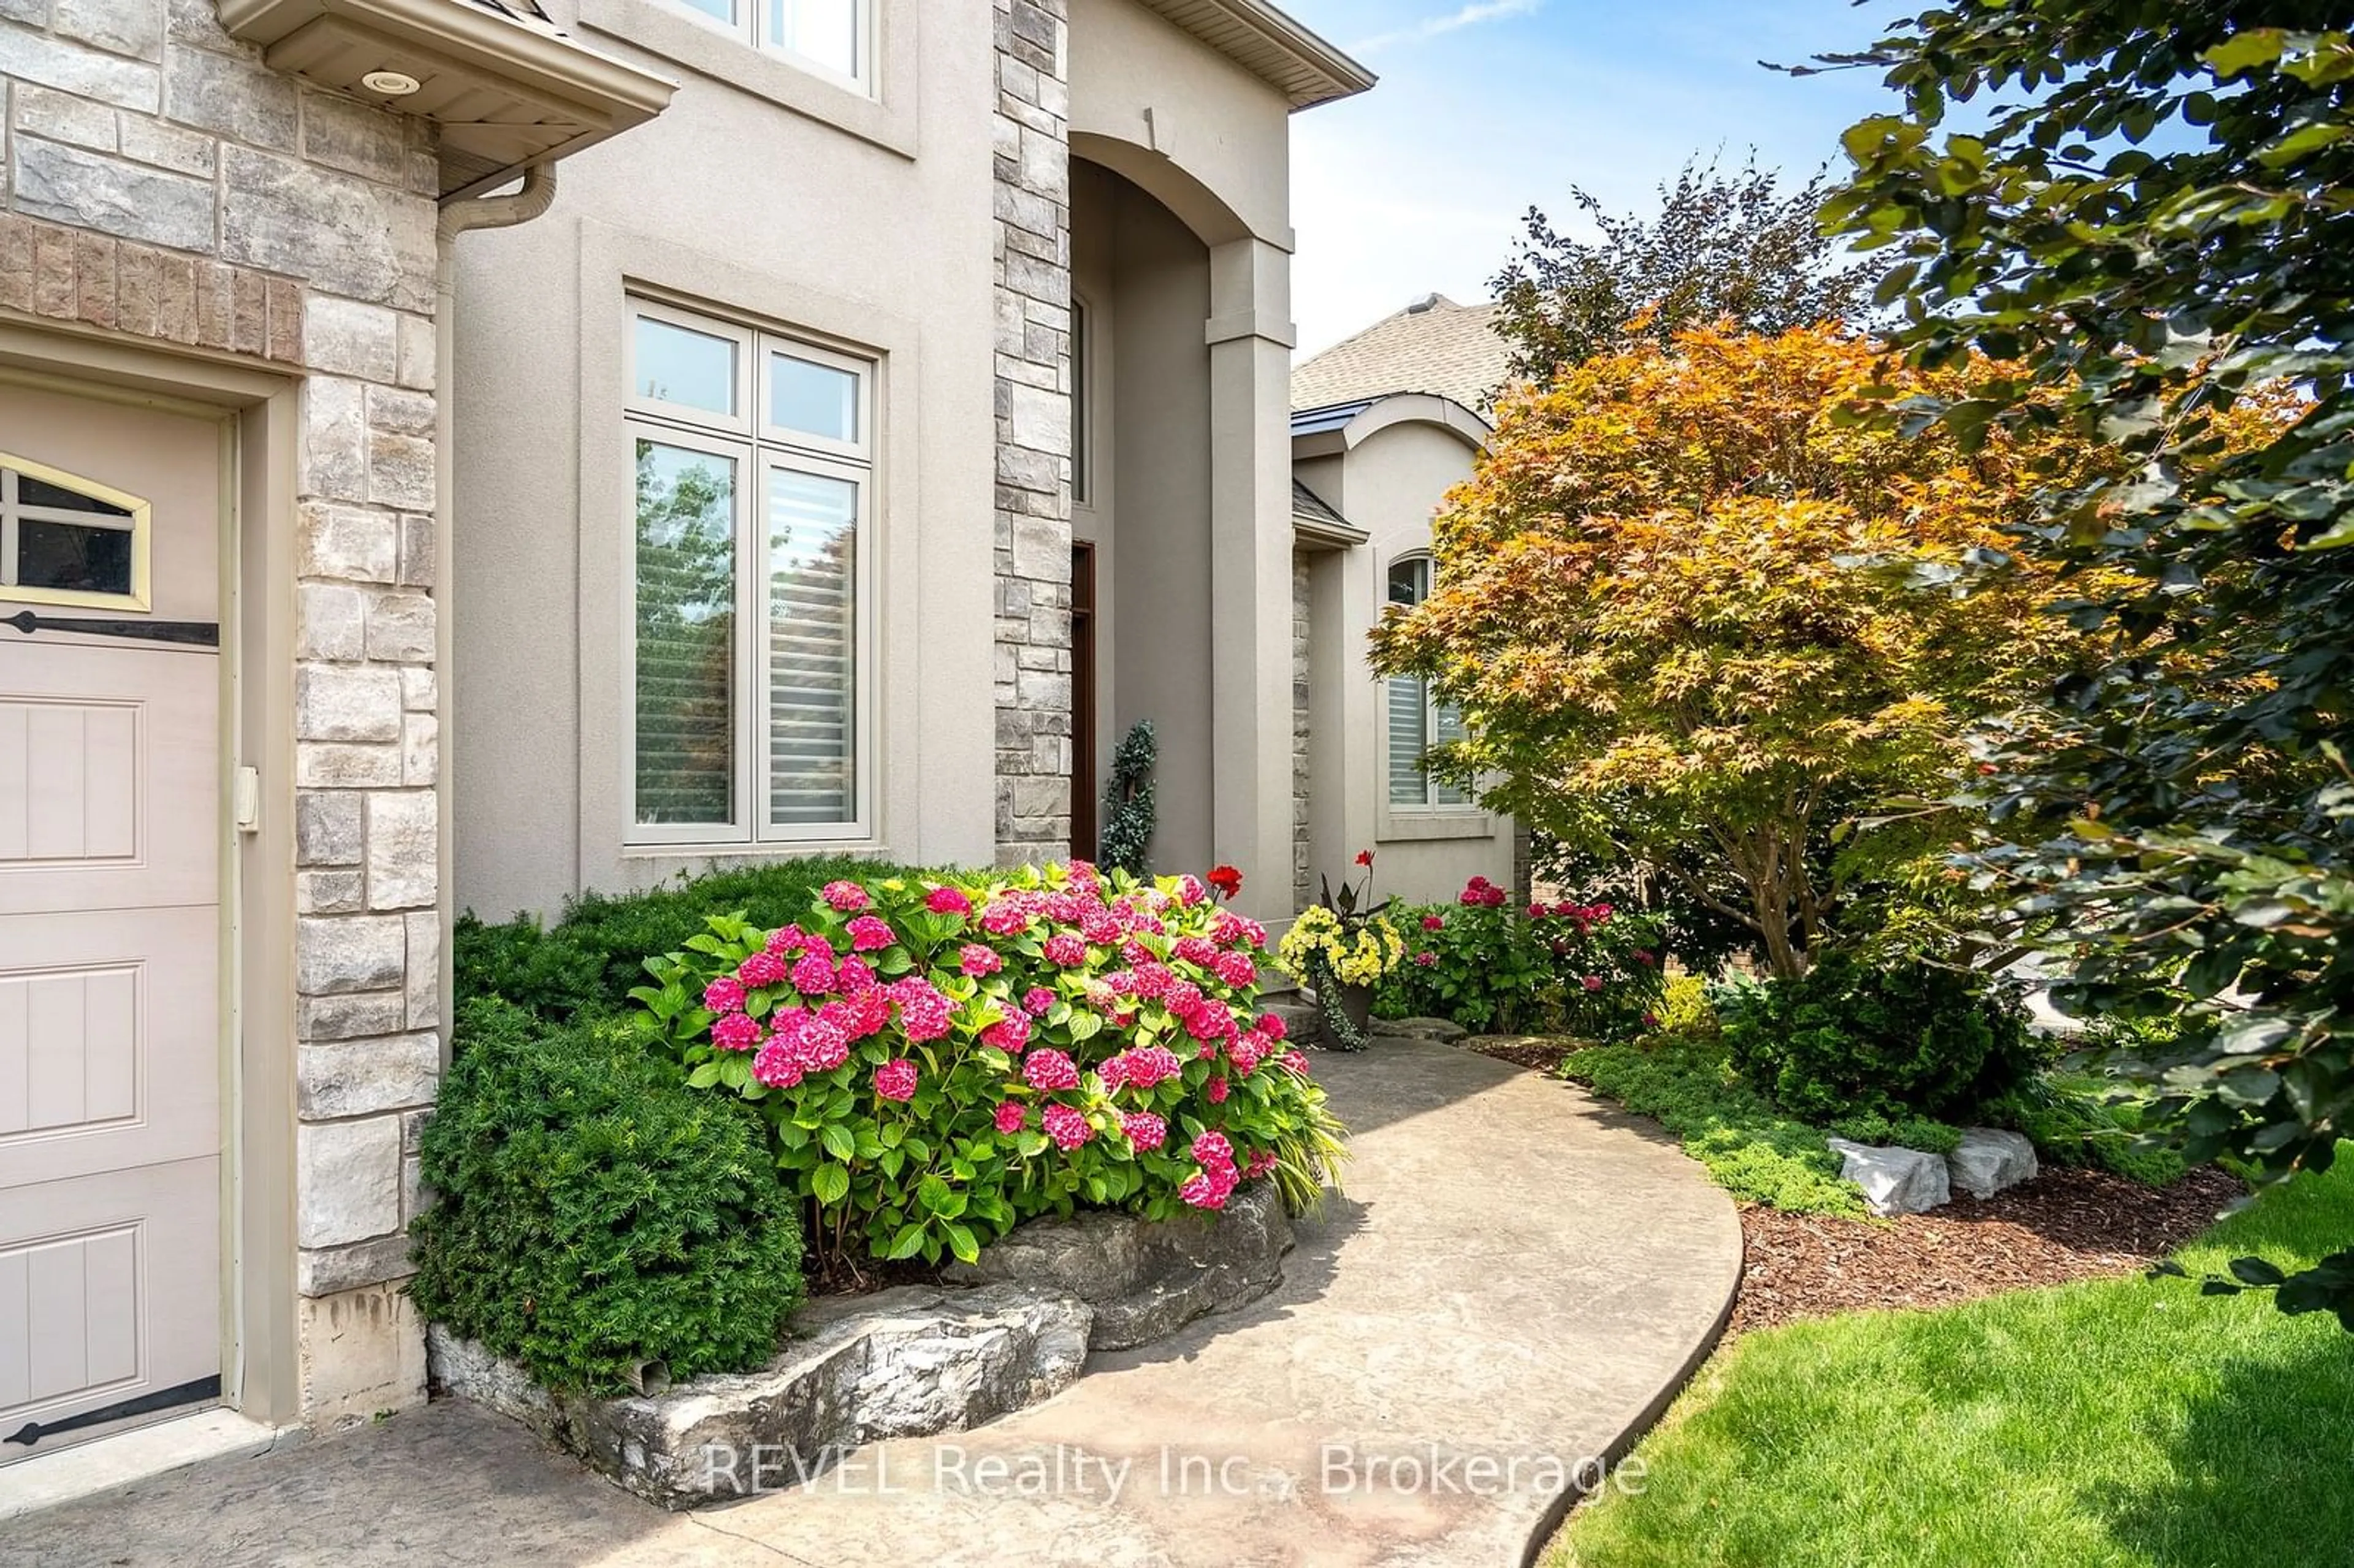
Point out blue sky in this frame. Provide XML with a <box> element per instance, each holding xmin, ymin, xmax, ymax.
<box><xmin>1280</xmin><ymin>0</ymin><xmax>1911</xmax><ymax>353</ymax></box>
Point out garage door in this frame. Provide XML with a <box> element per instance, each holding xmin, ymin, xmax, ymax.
<box><xmin>0</xmin><ymin>382</ymin><xmax>223</xmax><ymax>1459</ymax></box>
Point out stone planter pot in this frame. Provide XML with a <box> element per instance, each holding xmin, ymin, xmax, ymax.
<box><xmin>1333</xmin><ymin>981</ymin><xmax>1373</xmax><ymax>1034</ymax></box>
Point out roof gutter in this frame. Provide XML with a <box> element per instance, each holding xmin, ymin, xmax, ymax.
<box><xmin>1135</xmin><ymin>0</ymin><xmax>1375</xmax><ymax>109</ymax></box>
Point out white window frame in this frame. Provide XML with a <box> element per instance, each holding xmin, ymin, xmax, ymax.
<box><xmin>656</xmin><ymin>0</ymin><xmax>875</xmax><ymax>96</ymax></box>
<box><xmin>622</xmin><ymin>297</ymin><xmax>877</xmax><ymax>850</ymax></box>
<box><xmin>1383</xmin><ymin>552</ymin><xmax>1473</xmax><ymax>813</ymax></box>
<box><xmin>0</xmin><ymin>453</ymin><xmax>153</xmax><ymax>613</ymax></box>
<box><xmin>1070</xmin><ymin>295</ymin><xmax>1092</xmax><ymax>508</ymax></box>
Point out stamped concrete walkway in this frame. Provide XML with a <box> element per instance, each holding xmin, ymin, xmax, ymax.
<box><xmin>2</xmin><ymin>1038</ymin><xmax>1740</xmax><ymax>1568</ymax></box>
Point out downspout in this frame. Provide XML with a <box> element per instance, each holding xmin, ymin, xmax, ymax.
<box><xmin>432</xmin><ymin>161</ymin><xmax>559</xmax><ymax>1062</ymax></box>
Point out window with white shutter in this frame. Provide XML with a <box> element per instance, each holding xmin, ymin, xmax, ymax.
<box><xmin>625</xmin><ymin>299</ymin><xmax>874</xmax><ymax>845</ymax></box>
<box><xmin>1385</xmin><ymin>555</ymin><xmax>1469</xmax><ymax>810</ymax></box>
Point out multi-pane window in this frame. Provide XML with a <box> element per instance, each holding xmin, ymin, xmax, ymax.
<box><xmin>0</xmin><ymin>457</ymin><xmax>149</xmax><ymax>611</ymax></box>
<box><xmin>1070</xmin><ymin>298</ymin><xmax>1091</xmax><ymax>506</ymax></box>
<box><xmin>668</xmin><ymin>0</ymin><xmax>868</xmax><ymax>89</ymax></box>
<box><xmin>626</xmin><ymin>299</ymin><xmax>874</xmax><ymax>844</ymax></box>
<box><xmin>1385</xmin><ymin>557</ymin><xmax>1469</xmax><ymax>809</ymax></box>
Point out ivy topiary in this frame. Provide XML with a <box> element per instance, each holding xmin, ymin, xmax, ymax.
<box><xmin>408</xmin><ymin>999</ymin><xmax>804</xmax><ymax>1393</ymax></box>
<box><xmin>1097</xmin><ymin>720</ymin><xmax>1157</xmax><ymax>876</ymax></box>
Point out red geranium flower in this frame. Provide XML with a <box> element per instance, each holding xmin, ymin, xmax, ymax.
<box><xmin>1206</xmin><ymin>864</ymin><xmax>1244</xmax><ymax>900</ymax></box>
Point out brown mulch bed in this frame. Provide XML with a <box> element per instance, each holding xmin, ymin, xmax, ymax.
<box><xmin>1731</xmin><ymin>1163</ymin><xmax>2247</xmax><ymax>1333</ymax></box>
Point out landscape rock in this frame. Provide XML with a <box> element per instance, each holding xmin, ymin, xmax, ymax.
<box><xmin>945</xmin><ymin>1182</ymin><xmax>1293</xmax><ymax>1350</ymax></box>
<box><xmin>1371</xmin><ymin>1015</ymin><xmax>1467</xmax><ymax>1043</ymax></box>
<box><xmin>1948</xmin><ymin>1128</ymin><xmax>2040</xmax><ymax>1200</ymax></box>
<box><xmin>430</xmin><ymin>1284</ymin><xmax>1092</xmax><ymax>1509</ymax></box>
<box><xmin>1827</xmin><ymin>1137</ymin><xmax>1952</xmax><ymax>1217</ymax></box>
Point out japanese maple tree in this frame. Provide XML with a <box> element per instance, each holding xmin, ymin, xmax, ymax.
<box><xmin>1368</xmin><ymin>322</ymin><xmax>2114</xmax><ymax>978</ymax></box>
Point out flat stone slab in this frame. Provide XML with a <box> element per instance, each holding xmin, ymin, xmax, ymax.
<box><xmin>13</xmin><ymin>1040</ymin><xmax>1743</xmax><ymax>1567</ymax></box>
<box><xmin>945</xmin><ymin>1182</ymin><xmax>1291</xmax><ymax>1350</ymax></box>
<box><xmin>1829</xmin><ymin>1136</ymin><xmax>1953</xmax><ymax>1216</ymax></box>
<box><xmin>430</xmin><ymin>1283</ymin><xmax>1091</xmax><ymax>1509</ymax></box>
<box><xmin>1949</xmin><ymin>1127</ymin><xmax>2040</xmax><ymax>1200</ymax></box>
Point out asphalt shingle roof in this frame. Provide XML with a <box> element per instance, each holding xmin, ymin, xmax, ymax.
<box><xmin>1290</xmin><ymin>295</ymin><xmax>1516</xmax><ymax>416</ymax></box>
<box><xmin>1290</xmin><ymin>478</ymin><xmax>1350</xmax><ymax>530</ymax></box>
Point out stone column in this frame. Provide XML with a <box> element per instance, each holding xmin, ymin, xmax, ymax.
<box><xmin>1206</xmin><ymin>236</ymin><xmax>1296</xmax><ymax>919</ymax></box>
<box><xmin>990</xmin><ymin>0</ymin><xmax>1075</xmax><ymax>866</ymax></box>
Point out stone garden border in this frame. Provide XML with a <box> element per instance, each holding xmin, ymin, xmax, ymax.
<box><xmin>429</xmin><ymin>1186</ymin><xmax>1293</xmax><ymax>1508</ymax></box>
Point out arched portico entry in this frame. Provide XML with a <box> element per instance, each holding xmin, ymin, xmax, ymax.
<box><xmin>1062</xmin><ymin>145</ymin><xmax>1297</xmax><ymax>911</ymax></box>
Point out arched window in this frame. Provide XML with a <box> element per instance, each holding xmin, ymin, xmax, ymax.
<box><xmin>1385</xmin><ymin>554</ymin><xmax>1469</xmax><ymax>809</ymax></box>
<box><xmin>0</xmin><ymin>455</ymin><xmax>150</xmax><ymax>611</ymax></box>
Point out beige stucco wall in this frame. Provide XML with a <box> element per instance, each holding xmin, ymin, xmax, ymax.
<box><xmin>1302</xmin><ymin>412</ymin><xmax>1515</xmax><ymax>909</ymax></box>
<box><xmin>1068</xmin><ymin>0</ymin><xmax>1297</xmax><ymax>912</ymax></box>
<box><xmin>1067</xmin><ymin>0</ymin><xmax>1292</xmax><ymax>248</ymax></box>
<box><xmin>1070</xmin><ymin>159</ymin><xmax>1220</xmax><ymax>878</ymax></box>
<box><xmin>454</xmin><ymin>0</ymin><xmax>1311</xmax><ymax>923</ymax></box>
<box><xmin>450</xmin><ymin>2</ymin><xmax>1002</xmax><ymax>923</ymax></box>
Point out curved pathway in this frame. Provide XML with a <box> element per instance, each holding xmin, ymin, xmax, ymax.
<box><xmin>3</xmin><ymin>1038</ymin><xmax>1740</xmax><ymax>1568</ymax></box>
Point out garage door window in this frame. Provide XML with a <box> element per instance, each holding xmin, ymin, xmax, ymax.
<box><xmin>0</xmin><ymin>457</ymin><xmax>150</xmax><ymax>611</ymax></box>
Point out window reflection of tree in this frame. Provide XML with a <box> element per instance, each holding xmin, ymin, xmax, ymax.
<box><xmin>634</xmin><ymin>441</ymin><xmax>736</xmax><ymax>823</ymax></box>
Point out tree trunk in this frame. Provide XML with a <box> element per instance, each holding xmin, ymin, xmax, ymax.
<box><xmin>1754</xmin><ymin>888</ymin><xmax>1808</xmax><ymax>980</ymax></box>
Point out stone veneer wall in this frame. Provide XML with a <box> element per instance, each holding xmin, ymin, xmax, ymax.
<box><xmin>989</xmin><ymin>0</ymin><xmax>1074</xmax><ymax>866</ymax></box>
<box><xmin>2</xmin><ymin>0</ymin><xmax>441</xmax><ymax>1426</ymax></box>
<box><xmin>1291</xmin><ymin>549</ymin><xmax>1311</xmax><ymax>911</ymax></box>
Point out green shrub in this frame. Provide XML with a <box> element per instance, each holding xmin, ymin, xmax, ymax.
<box><xmin>408</xmin><ymin>999</ymin><xmax>805</xmax><ymax>1393</ymax></box>
<box><xmin>1560</xmin><ymin>1036</ymin><xmax>1866</xmax><ymax>1216</ymax></box>
<box><xmin>457</xmin><ymin>857</ymin><xmax>934</xmax><ymax>1022</ymax></box>
<box><xmin>640</xmin><ymin>863</ymin><xmax>1346</xmax><ymax>1270</ymax></box>
<box><xmin>1986</xmin><ymin>1072</ymin><xmax>2192</xmax><ymax>1187</ymax></box>
<box><xmin>1655</xmin><ymin>973</ymin><xmax>1718</xmax><ymax>1035</ymax></box>
<box><xmin>1377</xmin><ymin>881</ymin><xmax>1667</xmax><ymax>1038</ymax></box>
<box><xmin>1720</xmin><ymin>953</ymin><xmax>2040</xmax><ymax>1122</ymax></box>
<box><xmin>1826</xmin><ymin>1111</ymin><xmax>1964</xmax><ymax>1155</ymax></box>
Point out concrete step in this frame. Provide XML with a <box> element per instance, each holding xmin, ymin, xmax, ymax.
<box><xmin>1262</xmin><ymin>997</ymin><xmax>1322</xmax><ymax>1045</ymax></box>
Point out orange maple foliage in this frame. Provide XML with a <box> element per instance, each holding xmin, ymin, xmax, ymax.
<box><xmin>1369</xmin><ymin>322</ymin><xmax>2124</xmax><ymax>976</ymax></box>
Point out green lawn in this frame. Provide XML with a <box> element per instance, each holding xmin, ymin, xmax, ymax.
<box><xmin>1550</xmin><ymin>1160</ymin><xmax>2354</xmax><ymax>1567</ymax></box>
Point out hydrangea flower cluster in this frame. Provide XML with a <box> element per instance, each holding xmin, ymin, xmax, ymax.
<box><xmin>1458</xmin><ymin>875</ymin><xmax>1510</xmax><ymax>909</ymax></box>
<box><xmin>1382</xmin><ymin>876</ymin><xmax>1669</xmax><ymax>1043</ymax></box>
<box><xmin>638</xmin><ymin>861</ymin><xmax>1345</xmax><ymax>1269</ymax></box>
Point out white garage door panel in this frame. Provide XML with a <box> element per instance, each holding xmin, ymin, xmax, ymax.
<box><xmin>0</xmin><ymin>906</ymin><xmax>218</xmax><ymax>1190</ymax></box>
<box><xmin>1</xmin><ymin>380</ymin><xmax>224</xmax><ymax>1458</ymax></box>
<box><xmin>0</xmin><ymin>649</ymin><xmax>218</xmax><ymax>916</ymax></box>
<box><xmin>0</xmin><ymin>1157</ymin><xmax>219</xmax><ymax>1426</ymax></box>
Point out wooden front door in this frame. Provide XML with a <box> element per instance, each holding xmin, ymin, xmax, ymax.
<box><xmin>0</xmin><ymin>381</ymin><xmax>224</xmax><ymax>1458</ymax></box>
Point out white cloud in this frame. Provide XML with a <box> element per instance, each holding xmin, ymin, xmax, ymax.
<box><xmin>1349</xmin><ymin>0</ymin><xmax>1542</xmax><ymax>56</ymax></box>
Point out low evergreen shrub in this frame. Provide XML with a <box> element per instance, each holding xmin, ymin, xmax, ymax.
<box><xmin>1986</xmin><ymin>1073</ymin><xmax>2192</xmax><ymax>1187</ymax></box>
<box><xmin>1720</xmin><ymin>953</ymin><xmax>2040</xmax><ymax>1123</ymax></box>
<box><xmin>1826</xmin><ymin>1111</ymin><xmax>1964</xmax><ymax>1155</ymax></box>
<box><xmin>456</xmin><ymin>857</ymin><xmax>932</xmax><ymax>1024</ymax></box>
<box><xmin>408</xmin><ymin>999</ymin><xmax>805</xmax><ymax>1393</ymax></box>
<box><xmin>1560</xmin><ymin>1035</ymin><xmax>1866</xmax><ymax>1216</ymax></box>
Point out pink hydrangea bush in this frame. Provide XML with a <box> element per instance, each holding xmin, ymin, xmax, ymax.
<box><xmin>636</xmin><ymin>862</ymin><xmax>1346</xmax><ymax>1268</ymax></box>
